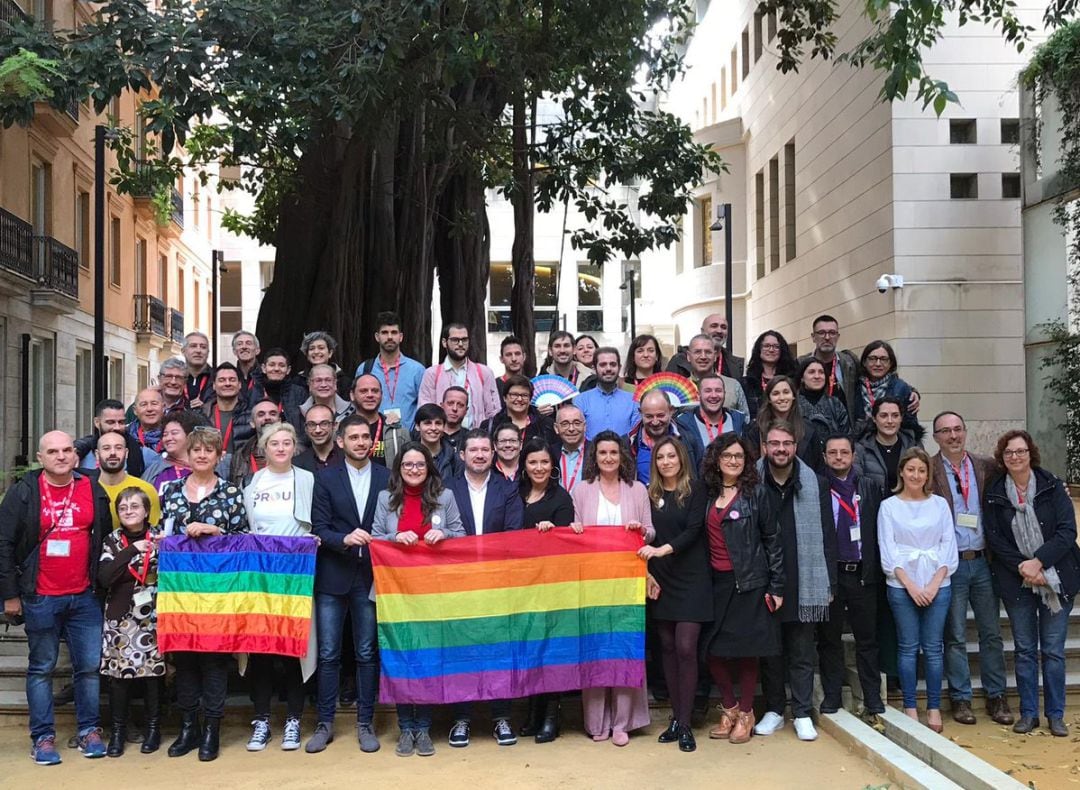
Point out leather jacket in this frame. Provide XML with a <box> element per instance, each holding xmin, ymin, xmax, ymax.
<box><xmin>710</xmin><ymin>485</ymin><xmax>785</xmax><ymax>597</ymax></box>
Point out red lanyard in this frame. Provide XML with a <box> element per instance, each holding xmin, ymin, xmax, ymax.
<box><xmin>715</xmin><ymin>352</ymin><xmax>724</xmax><ymax>376</ymax></box>
<box><xmin>495</xmin><ymin>460</ymin><xmax>516</xmax><ymax>480</ymax></box>
<box><xmin>830</xmin><ymin>490</ymin><xmax>860</xmax><ymax>525</ymax></box>
<box><xmin>561</xmin><ymin>450</ymin><xmax>584</xmax><ymax>492</ymax></box>
<box><xmin>699</xmin><ymin>409</ymin><xmax>723</xmax><ymax>442</ymax></box>
<box><xmin>119</xmin><ymin>532</ymin><xmax>152</xmax><ymax>585</ymax></box>
<box><xmin>948</xmin><ymin>454</ymin><xmax>971</xmax><ymax>508</ymax></box>
<box><xmin>137</xmin><ymin>424</ymin><xmax>163</xmax><ymax>452</ymax></box>
<box><xmin>369</xmin><ymin>417</ymin><xmax>384</xmax><ymax>457</ymax></box>
<box><xmin>44</xmin><ymin>481</ymin><xmax>76</xmax><ymax>529</ymax></box>
<box><xmin>249</xmin><ymin>454</ymin><xmax>263</xmax><ymax>474</ymax></box>
<box><xmin>214</xmin><ymin>405</ymin><xmax>234</xmax><ymax>448</ymax></box>
<box><xmin>187</xmin><ymin>372</ymin><xmax>210</xmax><ymax>400</ymax></box>
<box><xmin>827</xmin><ymin>360</ymin><xmax>837</xmax><ymax>397</ymax></box>
<box><xmin>381</xmin><ymin>357</ymin><xmax>401</xmax><ymax>404</ymax></box>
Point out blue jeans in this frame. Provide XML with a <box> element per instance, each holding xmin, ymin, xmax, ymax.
<box><xmin>22</xmin><ymin>589</ymin><xmax>103</xmax><ymax>742</ymax></box>
<box><xmin>945</xmin><ymin>556</ymin><xmax>1007</xmax><ymax>701</ymax></box>
<box><xmin>887</xmin><ymin>584</ymin><xmax>952</xmax><ymax>709</ymax></box>
<box><xmin>315</xmin><ymin>588</ymin><xmax>378</xmax><ymax>725</ymax></box>
<box><xmin>396</xmin><ymin>704</ymin><xmax>433</xmax><ymax>731</ymax></box>
<box><xmin>1003</xmin><ymin>589</ymin><xmax>1074</xmax><ymax>720</ymax></box>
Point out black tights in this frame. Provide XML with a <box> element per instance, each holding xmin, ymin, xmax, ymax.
<box><xmin>249</xmin><ymin>654</ymin><xmax>306</xmax><ymax>719</ymax></box>
<box><xmin>708</xmin><ymin>656</ymin><xmax>758</xmax><ymax>713</ymax></box>
<box><xmin>655</xmin><ymin>620</ymin><xmax>701</xmax><ymax>723</ymax></box>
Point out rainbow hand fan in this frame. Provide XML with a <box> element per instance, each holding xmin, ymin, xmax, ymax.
<box><xmin>530</xmin><ymin>375</ymin><xmax>580</xmax><ymax>408</ymax></box>
<box><xmin>634</xmin><ymin>373</ymin><xmax>699</xmax><ymax>407</ymax></box>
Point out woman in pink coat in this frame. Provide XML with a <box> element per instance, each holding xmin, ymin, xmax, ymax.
<box><xmin>569</xmin><ymin>430</ymin><xmax>654</xmax><ymax>746</ymax></box>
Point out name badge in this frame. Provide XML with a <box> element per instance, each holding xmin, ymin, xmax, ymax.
<box><xmin>849</xmin><ymin>527</ymin><xmax>861</xmax><ymax>543</ymax></box>
<box><xmin>45</xmin><ymin>539</ymin><xmax>71</xmax><ymax>557</ymax></box>
<box><xmin>957</xmin><ymin>513</ymin><xmax>979</xmax><ymax>530</ymax></box>
<box><xmin>132</xmin><ymin>589</ymin><xmax>154</xmax><ymax>607</ymax></box>
<box><xmin>432</xmin><ymin>515</ymin><xmax>442</xmax><ymax>526</ymax></box>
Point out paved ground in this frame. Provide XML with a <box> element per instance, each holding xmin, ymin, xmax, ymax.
<box><xmin>953</xmin><ymin>702</ymin><xmax>1080</xmax><ymax>790</ymax></box>
<box><xmin>0</xmin><ymin>712</ymin><xmax>888</xmax><ymax>789</ymax></box>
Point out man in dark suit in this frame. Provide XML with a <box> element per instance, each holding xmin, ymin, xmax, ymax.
<box><xmin>445</xmin><ymin>429</ymin><xmax>524</xmax><ymax>748</ymax></box>
<box><xmin>306</xmin><ymin>415</ymin><xmax>391</xmax><ymax>755</ymax></box>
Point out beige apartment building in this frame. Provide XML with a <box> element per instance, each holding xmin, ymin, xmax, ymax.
<box><xmin>643</xmin><ymin>0</ymin><xmax>1049</xmax><ymax>450</ymax></box>
<box><xmin>0</xmin><ymin>0</ymin><xmax>215</xmax><ymax>472</ymax></box>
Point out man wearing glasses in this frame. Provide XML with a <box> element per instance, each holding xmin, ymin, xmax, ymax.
<box><xmin>798</xmin><ymin>315</ymin><xmax>861</xmax><ymax>423</ymax></box>
<box><xmin>552</xmin><ymin>405</ymin><xmax>588</xmax><ymax>492</ymax></box>
<box><xmin>294</xmin><ymin>405</ymin><xmax>344</xmax><ymax>472</ymax></box>
<box><xmin>418</xmin><ymin>323</ymin><xmax>501</xmax><ymax>429</ymax></box>
<box><xmin>930</xmin><ymin>411</ymin><xmax>1014</xmax><ymax>727</ymax></box>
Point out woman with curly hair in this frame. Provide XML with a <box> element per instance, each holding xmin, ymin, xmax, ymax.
<box><xmin>742</xmin><ymin>331</ymin><xmax>799</xmax><ymax>420</ymax></box>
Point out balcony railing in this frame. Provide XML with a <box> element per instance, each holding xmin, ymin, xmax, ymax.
<box><xmin>0</xmin><ymin>206</ymin><xmax>34</xmax><ymax>281</ymax></box>
<box><xmin>64</xmin><ymin>96</ymin><xmax>79</xmax><ymax>123</ymax></box>
<box><xmin>170</xmin><ymin>188</ymin><xmax>184</xmax><ymax>228</ymax></box>
<box><xmin>169</xmin><ymin>308</ymin><xmax>184</xmax><ymax>343</ymax></box>
<box><xmin>0</xmin><ymin>0</ymin><xmax>27</xmax><ymax>27</ymax></box>
<box><xmin>134</xmin><ymin>294</ymin><xmax>167</xmax><ymax>336</ymax></box>
<box><xmin>32</xmin><ymin>236</ymin><xmax>79</xmax><ymax>298</ymax></box>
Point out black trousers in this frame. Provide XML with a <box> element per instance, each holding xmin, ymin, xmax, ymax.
<box><xmin>760</xmin><ymin>621</ymin><xmax>817</xmax><ymax>718</ymax></box>
<box><xmin>173</xmin><ymin>652</ymin><xmax>231</xmax><ymax>719</ymax></box>
<box><xmin>249</xmin><ymin>654</ymin><xmax>306</xmax><ymax>719</ymax></box>
<box><xmin>818</xmin><ymin>570</ymin><xmax>883</xmax><ymax>713</ymax></box>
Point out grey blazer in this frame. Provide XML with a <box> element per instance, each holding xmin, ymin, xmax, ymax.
<box><xmin>371</xmin><ymin>488</ymin><xmax>466</xmax><ymax>541</ymax></box>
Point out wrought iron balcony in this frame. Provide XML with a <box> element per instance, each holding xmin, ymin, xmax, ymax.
<box><xmin>134</xmin><ymin>294</ymin><xmax>167</xmax><ymax>336</ymax></box>
<box><xmin>170</xmin><ymin>188</ymin><xmax>184</xmax><ymax>228</ymax></box>
<box><xmin>32</xmin><ymin>236</ymin><xmax>79</xmax><ymax>298</ymax></box>
<box><xmin>169</xmin><ymin>308</ymin><xmax>184</xmax><ymax>343</ymax></box>
<box><xmin>0</xmin><ymin>206</ymin><xmax>34</xmax><ymax>281</ymax></box>
<box><xmin>0</xmin><ymin>0</ymin><xmax>27</xmax><ymax>27</ymax></box>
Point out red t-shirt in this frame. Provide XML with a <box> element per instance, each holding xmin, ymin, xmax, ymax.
<box><xmin>706</xmin><ymin>503</ymin><xmax>734</xmax><ymax>572</ymax></box>
<box><xmin>37</xmin><ymin>476</ymin><xmax>94</xmax><ymax>595</ymax></box>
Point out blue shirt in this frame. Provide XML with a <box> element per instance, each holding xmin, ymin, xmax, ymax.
<box><xmin>356</xmin><ymin>354</ymin><xmax>426</xmax><ymax>431</ymax></box>
<box><xmin>948</xmin><ymin>454</ymin><xmax>984</xmax><ymax>552</ymax></box>
<box><xmin>575</xmin><ymin>387</ymin><xmax>638</xmax><ymax>440</ymax></box>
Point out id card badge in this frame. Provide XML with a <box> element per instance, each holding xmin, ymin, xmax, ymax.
<box><xmin>957</xmin><ymin>513</ymin><xmax>979</xmax><ymax>530</ymax></box>
<box><xmin>45</xmin><ymin>539</ymin><xmax>71</xmax><ymax>557</ymax></box>
<box><xmin>849</xmin><ymin>527</ymin><xmax>862</xmax><ymax>543</ymax></box>
<box><xmin>132</xmin><ymin>589</ymin><xmax>154</xmax><ymax>607</ymax></box>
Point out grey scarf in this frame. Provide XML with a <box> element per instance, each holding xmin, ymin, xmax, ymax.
<box><xmin>758</xmin><ymin>458</ymin><xmax>832</xmax><ymax>622</ymax></box>
<box><xmin>1005</xmin><ymin>474</ymin><xmax>1063</xmax><ymax>613</ymax></box>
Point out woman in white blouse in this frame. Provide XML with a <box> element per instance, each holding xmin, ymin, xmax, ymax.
<box><xmin>879</xmin><ymin>447</ymin><xmax>958</xmax><ymax>733</ymax></box>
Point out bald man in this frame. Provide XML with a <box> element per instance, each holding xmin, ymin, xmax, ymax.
<box><xmin>345</xmin><ymin>374</ymin><xmax>409</xmax><ymax>467</ymax></box>
<box><xmin>0</xmin><ymin>431</ymin><xmax>113</xmax><ymax>763</ymax></box>
<box><xmin>129</xmin><ymin>387</ymin><xmax>165</xmax><ymax>451</ymax></box>
<box><xmin>667</xmin><ymin>312</ymin><xmax>746</xmax><ymax>381</ymax></box>
<box><xmin>628</xmin><ymin>391</ymin><xmax>703</xmax><ymax>484</ymax></box>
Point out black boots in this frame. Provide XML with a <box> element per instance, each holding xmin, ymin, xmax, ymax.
<box><xmin>519</xmin><ymin>697</ymin><xmax>543</xmax><ymax>737</ymax></box>
<box><xmin>141</xmin><ymin>679</ymin><xmax>162</xmax><ymax>754</ymax></box>
<box><xmin>535</xmin><ymin>699</ymin><xmax>560</xmax><ymax>743</ymax></box>
<box><xmin>168</xmin><ymin>712</ymin><xmax>200</xmax><ymax>757</ymax></box>
<box><xmin>198</xmin><ymin>718</ymin><xmax>221</xmax><ymax>762</ymax></box>
<box><xmin>107</xmin><ymin>680</ymin><xmax>129</xmax><ymax>757</ymax></box>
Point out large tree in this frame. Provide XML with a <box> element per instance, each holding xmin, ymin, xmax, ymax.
<box><xmin>1</xmin><ymin>0</ymin><xmax>1075</xmax><ymax>367</ymax></box>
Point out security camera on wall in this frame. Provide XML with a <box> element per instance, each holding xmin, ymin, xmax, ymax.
<box><xmin>876</xmin><ymin>274</ymin><xmax>904</xmax><ymax>293</ymax></box>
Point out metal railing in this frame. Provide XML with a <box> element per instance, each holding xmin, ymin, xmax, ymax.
<box><xmin>32</xmin><ymin>236</ymin><xmax>79</xmax><ymax>298</ymax></box>
<box><xmin>169</xmin><ymin>309</ymin><xmax>184</xmax><ymax>343</ymax></box>
<box><xmin>0</xmin><ymin>0</ymin><xmax>27</xmax><ymax>27</ymax></box>
<box><xmin>64</xmin><ymin>96</ymin><xmax>79</xmax><ymax>123</ymax></box>
<box><xmin>134</xmin><ymin>294</ymin><xmax>167</xmax><ymax>336</ymax></box>
<box><xmin>0</xmin><ymin>206</ymin><xmax>34</xmax><ymax>280</ymax></box>
<box><xmin>170</xmin><ymin>188</ymin><xmax>184</xmax><ymax>228</ymax></box>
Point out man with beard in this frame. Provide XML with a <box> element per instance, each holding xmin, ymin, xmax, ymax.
<box><xmin>419</xmin><ymin>324</ymin><xmax>500</xmax><ymax>429</ymax></box>
<box><xmin>295</xmin><ymin>405</ymin><xmax>344</xmax><ymax>473</ymax></box>
<box><xmin>754</xmin><ymin>422</ymin><xmax>836</xmax><ymax>742</ymax></box>
<box><xmin>93</xmin><ymin>431</ymin><xmax>161</xmax><ymax>529</ymax></box>
<box><xmin>681</xmin><ymin>334</ymin><xmax>749</xmax><ymax>417</ymax></box>
<box><xmin>158</xmin><ymin>358</ymin><xmax>191</xmax><ymax>417</ymax></box>
<box><xmin>440</xmin><ymin>387</ymin><xmax>469</xmax><ymax>452</ymax></box>
<box><xmin>181</xmin><ymin>332</ymin><xmax>214</xmax><ymax>409</ymax></box>
<box><xmin>627</xmin><ymin>390</ymin><xmax>703</xmax><ymax>484</ymax></box>
<box><xmin>232</xmin><ymin>331</ymin><xmax>262</xmax><ymax>396</ymax></box>
<box><xmin>345</xmin><ymin>374</ymin><xmax>408</xmax><ymax>468</ymax></box>
<box><xmin>228</xmin><ymin>400</ymin><xmax>283</xmax><ymax>488</ymax></box>
<box><xmin>539</xmin><ymin>331</ymin><xmax>595</xmax><ymax>390</ymax></box>
<box><xmin>573</xmin><ymin>348</ymin><xmax>638</xmax><ymax>440</ymax></box>
<box><xmin>251</xmin><ymin>347</ymin><xmax>307</xmax><ymax>433</ymax></box>
<box><xmin>668</xmin><ymin>313</ymin><xmax>745</xmax><ymax>380</ymax></box>
<box><xmin>675</xmin><ymin>373</ymin><xmax>747</xmax><ymax>449</ymax></box>
<box><xmin>355</xmin><ymin>312</ymin><xmax>426</xmax><ymax>431</ymax></box>
<box><xmin>497</xmin><ymin>336</ymin><xmax>527</xmax><ymax>399</ymax></box>
<box><xmin>816</xmin><ymin>433</ymin><xmax>885</xmax><ymax>725</ymax></box>
<box><xmin>200</xmin><ymin>363</ymin><xmax>253</xmax><ymax>454</ymax></box>
<box><xmin>75</xmin><ymin>399</ymin><xmax>152</xmax><ymax>478</ymax></box>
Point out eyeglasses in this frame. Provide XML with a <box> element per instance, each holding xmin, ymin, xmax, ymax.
<box><xmin>765</xmin><ymin>440</ymin><xmax>796</xmax><ymax>449</ymax></box>
<box><xmin>719</xmin><ymin>452</ymin><xmax>745</xmax><ymax>462</ymax></box>
<box><xmin>305</xmin><ymin>420</ymin><xmax>333</xmax><ymax>430</ymax></box>
<box><xmin>760</xmin><ymin>343</ymin><xmax>780</xmax><ymax>351</ymax></box>
<box><xmin>865</xmin><ymin>355</ymin><xmax>891</xmax><ymax>364</ymax></box>
<box><xmin>446</xmin><ymin>337</ymin><xmax>469</xmax><ymax>345</ymax></box>
<box><xmin>933</xmin><ymin>426</ymin><xmax>964</xmax><ymax>435</ymax></box>
<box><xmin>1002</xmin><ymin>448</ymin><xmax>1030</xmax><ymax>459</ymax></box>
<box><xmin>496</xmin><ymin>439</ymin><xmax>521</xmax><ymax>447</ymax></box>
<box><xmin>557</xmin><ymin>420</ymin><xmax>585</xmax><ymax>429</ymax></box>
<box><xmin>400</xmin><ymin>461</ymin><xmax>427</xmax><ymax>471</ymax></box>
<box><xmin>506</xmin><ymin>392</ymin><xmax>530</xmax><ymax>401</ymax></box>
<box><xmin>689</xmin><ymin>349</ymin><xmax>714</xmax><ymax>357</ymax></box>
<box><xmin>813</xmin><ymin>330</ymin><xmax>839</xmax><ymax>338</ymax></box>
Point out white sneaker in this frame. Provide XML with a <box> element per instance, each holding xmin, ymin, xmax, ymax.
<box><xmin>753</xmin><ymin>711</ymin><xmax>785</xmax><ymax>736</ymax></box>
<box><xmin>247</xmin><ymin>718</ymin><xmax>271</xmax><ymax>751</ymax></box>
<box><xmin>793</xmin><ymin>717</ymin><xmax>818</xmax><ymax>741</ymax></box>
<box><xmin>281</xmin><ymin>717</ymin><xmax>302</xmax><ymax>751</ymax></box>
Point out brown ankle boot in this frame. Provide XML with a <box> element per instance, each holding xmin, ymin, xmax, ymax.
<box><xmin>729</xmin><ymin>710</ymin><xmax>755</xmax><ymax>744</ymax></box>
<box><xmin>709</xmin><ymin>705</ymin><xmax>739</xmax><ymax>739</ymax></box>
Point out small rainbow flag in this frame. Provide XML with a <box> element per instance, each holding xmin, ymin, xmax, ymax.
<box><xmin>157</xmin><ymin>535</ymin><xmax>317</xmax><ymax>656</ymax></box>
<box><xmin>370</xmin><ymin>528</ymin><xmax>646</xmax><ymax>705</ymax></box>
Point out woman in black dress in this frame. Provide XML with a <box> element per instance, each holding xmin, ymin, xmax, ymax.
<box><xmin>638</xmin><ymin>436</ymin><xmax>710</xmax><ymax>753</ymax></box>
<box><xmin>702</xmin><ymin>433</ymin><xmax>784</xmax><ymax>745</ymax></box>
<box><xmin>520</xmin><ymin>438</ymin><xmax>574</xmax><ymax>742</ymax></box>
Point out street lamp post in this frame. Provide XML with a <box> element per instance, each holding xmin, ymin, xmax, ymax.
<box><xmin>709</xmin><ymin>203</ymin><xmax>733</xmax><ymax>355</ymax></box>
<box><xmin>211</xmin><ymin>249</ymin><xmax>223</xmax><ymax>366</ymax></box>
<box><xmin>620</xmin><ymin>267</ymin><xmax>636</xmax><ymax>341</ymax></box>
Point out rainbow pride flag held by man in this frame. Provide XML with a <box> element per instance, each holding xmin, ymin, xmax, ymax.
<box><xmin>157</xmin><ymin>534</ymin><xmax>317</xmax><ymax>657</ymax></box>
<box><xmin>370</xmin><ymin>528</ymin><xmax>646</xmax><ymax>705</ymax></box>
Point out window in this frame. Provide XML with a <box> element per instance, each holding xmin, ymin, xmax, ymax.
<box><xmin>949</xmin><ymin>119</ymin><xmax>977</xmax><ymax>144</ymax></box>
<box><xmin>710</xmin><ymin>83</ymin><xmax>717</xmax><ymax>124</ymax></box>
<box><xmin>741</xmin><ymin>28</ymin><xmax>750</xmax><ymax>78</ymax></box>
<box><xmin>698</xmin><ymin>195</ymin><xmax>713</xmax><ymax>267</ymax></box>
<box><xmin>75</xmin><ymin>347</ymin><xmax>93</xmax><ymax>439</ymax></box>
<box><xmin>31</xmin><ymin>160</ymin><xmax>49</xmax><ymax>235</ymax></box>
<box><xmin>134</xmin><ymin>109</ymin><xmax>147</xmax><ymax>161</ymax></box>
<box><xmin>730</xmin><ymin>49</ymin><xmax>738</xmax><ymax>94</ymax></box>
<box><xmin>109</xmin><ymin>215</ymin><xmax>121</xmax><ymax>286</ymax></box>
<box><xmin>260</xmin><ymin>260</ymin><xmax>275</xmax><ymax>292</ymax></box>
<box><xmin>192</xmin><ymin>181</ymin><xmax>200</xmax><ymax>229</ymax></box>
<box><xmin>753</xmin><ymin>9</ymin><xmax>764</xmax><ymax>62</ymax></box>
<box><xmin>577</xmin><ymin>263</ymin><xmax>603</xmax><ymax>332</ymax></box>
<box><xmin>138</xmin><ymin>364</ymin><xmax>150</xmax><ymax>393</ymax></box>
<box><xmin>755</xmin><ymin>170</ymin><xmax>766</xmax><ymax>280</ymax></box>
<box><xmin>194</xmin><ymin>280</ymin><xmax>202</xmax><ymax>328</ymax></box>
<box><xmin>1000</xmin><ymin>118</ymin><xmax>1020</xmax><ymax>145</ymax></box>
<box><xmin>784</xmin><ymin>139</ymin><xmax>797</xmax><ymax>261</ymax></box>
<box><xmin>950</xmin><ymin>173</ymin><xmax>979</xmax><ymax>199</ymax></box>
<box><xmin>206</xmin><ymin>196</ymin><xmax>213</xmax><ymax>239</ymax></box>
<box><xmin>75</xmin><ymin>189</ymin><xmax>90</xmax><ymax>269</ymax></box>
<box><xmin>487</xmin><ymin>262</ymin><xmax>559</xmax><ymax>332</ymax></box>
<box><xmin>177</xmin><ymin>265</ymin><xmax>186</xmax><ymax>313</ymax></box>
<box><xmin>720</xmin><ymin>67</ymin><xmax>727</xmax><ymax>111</ymax></box>
<box><xmin>674</xmin><ymin>216</ymin><xmax>685</xmax><ymax>276</ymax></box>
<box><xmin>29</xmin><ymin>336</ymin><xmax>56</xmax><ymax>454</ymax></box>
<box><xmin>31</xmin><ymin>0</ymin><xmax>51</xmax><ymax>27</ymax></box>
<box><xmin>158</xmin><ymin>253</ymin><xmax>168</xmax><ymax>301</ymax></box>
<box><xmin>220</xmin><ymin>262</ymin><xmax>243</xmax><ymax>333</ymax></box>
<box><xmin>108</xmin><ymin>355</ymin><xmax>124</xmax><ymax>402</ymax></box>
<box><xmin>767</xmin><ymin>10</ymin><xmax>777</xmax><ymax>41</ymax></box>
<box><xmin>109</xmin><ymin>95</ymin><xmax>120</xmax><ymax>123</ymax></box>
<box><xmin>1001</xmin><ymin>173</ymin><xmax>1021</xmax><ymax>199</ymax></box>
<box><xmin>768</xmin><ymin>156</ymin><xmax>780</xmax><ymax>271</ymax></box>
<box><xmin>135</xmin><ymin>237</ymin><xmax>147</xmax><ymax>294</ymax></box>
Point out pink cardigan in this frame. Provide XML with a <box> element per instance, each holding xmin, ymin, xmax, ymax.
<box><xmin>571</xmin><ymin>478</ymin><xmax>654</xmax><ymax>540</ymax></box>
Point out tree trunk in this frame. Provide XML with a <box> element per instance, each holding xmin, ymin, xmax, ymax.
<box><xmin>510</xmin><ymin>92</ymin><xmax>537</xmax><ymax>376</ymax></box>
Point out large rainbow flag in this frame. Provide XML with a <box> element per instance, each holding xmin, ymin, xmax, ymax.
<box><xmin>370</xmin><ymin>527</ymin><xmax>646</xmax><ymax>704</ymax></box>
<box><xmin>157</xmin><ymin>534</ymin><xmax>317</xmax><ymax>656</ymax></box>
